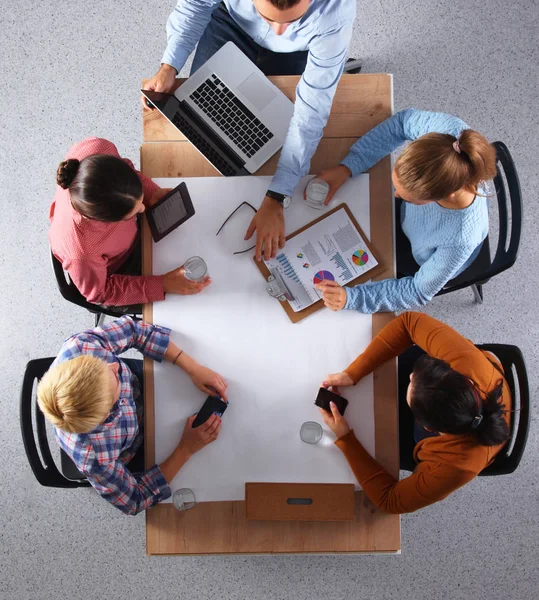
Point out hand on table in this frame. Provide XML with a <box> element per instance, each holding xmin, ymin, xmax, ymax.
<box><xmin>188</xmin><ymin>364</ymin><xmax>228</xmax><ymax>401</ymax></box>
<box><xmin>141</xmin><ymin>64</ymin><xmax>177</xmax><ymax>111</ymax></box>
<box><xmin>179</xmin><ymin>414</ymin><xmax>222</xmax><ymax>458</ymax></box>
<box><xmin>147</xmin><ymin>187</ymin><xmax>172</xmax><ymax>208</ymax></box>
<box><xmin>163</xmin><ymin>266</ymin><xmax>211</xmax><ymax>295</ymax></box>
<box><xmin>315</xmin><ymin>280</ymin><xmax>347</xmax><ymax>311</ymax></box>
<box><xmin>244</xmin><ymin>196</ymin><xmax>285</xmax><ymax>261</ymax></box>
<box><xmin>319</xmin><ymin>401</ymin><xmax>351</xmax><ymax>440</ymax></box>
<box><xmin>305</xmin><ymin>165</ymin><xmax>352</xmax><ymax>206</ymax></box>
<box><xmin>321</xmin><ymin>372</ymin><xmax>354</xmax><ymax>396</ymax></box>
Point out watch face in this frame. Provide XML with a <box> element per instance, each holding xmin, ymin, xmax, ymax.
<box><xmin>282</xmin><ymin>196</ymin><xmax>291</xmax><ymax>209</ymax></box>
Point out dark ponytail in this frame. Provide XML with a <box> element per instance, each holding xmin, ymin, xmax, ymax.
<box><xmin>56</xmin><ymin>159</ymin><xmax>80</xmax><ymax>189</ymax></box>
<box><xmin>410</xmin><ymin>355</ymin><xmax>510</xmax><ymax>447</ymax></box>
<box><xmin>55</xmin><ymin>154</ymin><xmax>143</xmax><ymax>222</ymax></box>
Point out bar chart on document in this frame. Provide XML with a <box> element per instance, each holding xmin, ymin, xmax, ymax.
<box><xmin>264</xmin><ymin>207</ymin><xmax>378</xmax><ymax>312</ymax></box>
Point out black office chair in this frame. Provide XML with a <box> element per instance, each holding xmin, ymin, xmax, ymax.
<box><xmin>343</xmin><ymin>58</ymin><xmax>362</xmax><ymax>74</ymax></box>
<box><xmin>396</xmin><ymin>141</ymin><xmax>523</xmax><ymax>304</ymax></box>
<box><xmin>20</xmin><ymin>357</ymin><xmax>145</xmax><ymax>488</ymax></box>
<box><xmin>50</xmin><ymin>251</ymin><xmax>141</xmax><ymax>327</ymax></box>
<box><xmin>397</xmin><ymin>344</ymin><xmax>530</xmax><ymax>475</ymax></box>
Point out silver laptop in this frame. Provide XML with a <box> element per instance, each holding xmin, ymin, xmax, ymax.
<box><xmin>142</xmin><ymin>42</ymin><xmax>294</xmax><ymax>176</ymax></box>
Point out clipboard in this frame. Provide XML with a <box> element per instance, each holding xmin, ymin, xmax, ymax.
<box><xmin>254</xmin><ymin>203</ymin><xmax>385</xmax><ymax>323</ymax></box>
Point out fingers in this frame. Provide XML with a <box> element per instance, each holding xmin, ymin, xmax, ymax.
<box><xmin>244</xmin><ymin>217</ymin><xmax>256</xmax><ymax>241</ymax></box>
<box><xmin>264</xmin><ymin>234</ymin><xmax>279</xmax><ymax>260</ymax></box>
<box><xmin>324</xmin><ymin>187</ymin><xmax>337</xmax><ymax>206</ymax></box>
<box><xmin>141</xmin><ymin>96</ymin><xmax>153</xmax><ymax>112</ymax></box>
<box><xmin>330</xmin><ymin>401</ymin><xmax>341</xmax><ymax>419</ymax></box>
<box><xmin>212</xmin><ymin>377</ymin><xmax>228</xmax><ymax>401</ymax></box>
<box><xmin>278</xmin><ymin>232</ymin><xmax>286</xmax><ymax>250</ymax></box>
<box><xmin>316</xmin><ymin>280</ymin><xmax>340</xmax><ymax>289</ymax></box>
<box><xmin>186</xmin><ymin>415</ymin><xmax>196</xmax><ymax>428</ymax></box>
<box><xmin>254</xmin><ymin>228</ymin><xmax>264</xmax><ymax>262</ymax></box>
<box><xmin>318</xmin><ymin>407</ymin><xmax>331</xmax><ymax>425</ymax></box>
<box><xmin>199</xmin><ymin>414</ymin><xmax>221</xmax><ymax>443</ymax></box>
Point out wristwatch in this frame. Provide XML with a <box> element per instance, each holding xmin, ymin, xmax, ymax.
<box><xmin>266</xmin><ymin>189</ymin><xmax>291</xmax><ymax>209</ymax></box>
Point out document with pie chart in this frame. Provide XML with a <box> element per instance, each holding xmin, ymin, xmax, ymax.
<box><xmin>264</xmin><ymin>205</ymin><xmax>379</xmax><ymax>312</ymax></box>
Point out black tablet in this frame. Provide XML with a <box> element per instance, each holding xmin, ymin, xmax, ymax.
<box><xmin>146</xmin><ymin>182</ymin><xmax>195</xmax><ymax>242</ymax></box>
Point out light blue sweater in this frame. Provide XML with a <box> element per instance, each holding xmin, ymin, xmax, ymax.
<box><xmin>341</xmin><ymin>109</ymin><xmax>489</xmax><ymax>313</ymax></box>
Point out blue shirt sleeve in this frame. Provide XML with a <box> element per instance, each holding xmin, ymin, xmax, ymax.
<box><xmin>161</xmin><ymin>0</ymin><xmax>222</xmax><ymax>72</ymax></box>
<box><xmin>341</xmin><ymin>109</ymin><xmax>471</xmax><ymax>177</ymax></box>
<box><xmin>270</xmin><ymin>22</ymin><xmax>353</xmax><ymax>196</ymax></box>
<box><xmin>344</xmin><ymin>245</ymin><xmax>474</xmax><ymax>313</ymax></box>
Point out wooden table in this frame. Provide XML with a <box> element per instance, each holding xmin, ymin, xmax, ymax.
<box><xmin>141</xmin><ymin>74</ymin><xmax>399</xmax><ymax>554</ymax></box>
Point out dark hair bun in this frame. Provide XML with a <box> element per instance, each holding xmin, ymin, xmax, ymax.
<box><xmin>56</xmin><ymin>158</ymin><xmax>80</xmax><ymax>189</ymax></box>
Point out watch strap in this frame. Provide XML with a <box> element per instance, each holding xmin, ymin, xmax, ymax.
<box><xmin>266</xmin><ymin>189</ymin><xmax>286</xmax><ymax>204</ymax></box>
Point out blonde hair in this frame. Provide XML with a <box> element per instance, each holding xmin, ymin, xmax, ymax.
<box><xmin>37</xmin><ymin>355</ymin><xmax>113</xmax><ymax>434</ymax></box>
<box><xmin>395</xmin><ymin>129</ymin><xmax>497</xmax><ymax>201</ymax></box>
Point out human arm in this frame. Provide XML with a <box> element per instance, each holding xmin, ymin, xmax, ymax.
<box><xmin>65</xmin><ymin>257</ymin><xmax>165</xmax><ymax>306</ymax></box>
<box><xmin>340</xmin><ymin>109</ymin><xmax>470</xmax><ymax>178</ymax></box>
<box><xmin>142</xmin><ymin>0</ymin><xmax>221</xmax><ymax>106</ymax></box>
<box><xmin>245</xmin><ymin>22</ymin><xmax>353</xmax><ymax>260</ymax></box>
<box><xmin>81</xmin><ymin>413</ymin><xmax>221</xmax><ymax>515</ymax></box>
<box><xmin>161</xmin><ymin>0</ymin><xmax>222</xmax><ymax>74</ymax></box>
<box><xmin>342</xmin><ymin>245</ymin><xmax>474</xmax><ymax>314</ymax></box>
<box><xmin>268</xmin><ymin>22</ymin><xmax>353</xmax><ymax>197</ymax></box>
<box><xmin>83</xmin><ymin>456</ymin><xmax>171</xmax><ymax>516</ymax></box>
<box><xmin>66</xmin><ymin>255</ymin><xmax>211</xmax><ymax>305</ymax></box>
<box><xmin>343</xmin><ymin>310</ymin><xmax>487</xmax><ymax>385</ymax></box>
<box><xmin>318</xmin><ymin>401</ymin><xmax>475</xmax><ymax>514</ymax></box>
<box><xmin>334</xmin><ymin>430</ymin><xmax>475</xmax><ymax>513</ymax></box>
<box><xmin>164</xmin><ymin>342</ymin><xmax>228</xmax><ymax>400</ymax></box>
<box><xmin>159</xmin><ymin>414</ymin><xmax>221</xmax><ymax>482</ymax></box>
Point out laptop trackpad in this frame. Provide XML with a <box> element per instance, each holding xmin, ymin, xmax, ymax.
<box><xmin>237</xmin><ymin>73</ymin><xmax>276</xmax><ymax>111</ymax></box>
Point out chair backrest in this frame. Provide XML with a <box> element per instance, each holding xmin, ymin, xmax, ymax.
<box><xmin>50</xmin><ymin>251</ymin><xmax>124</xmax><ymax>319</ymax></box>
<box><xmin>20</xmin><ymin>357</ymin><xmax>88</xmax><ymax>488</ymax></box>
<box><xmin>398</xmin><ymin>343</ymin><xmax>530</xmax><ymax>476</ymax></box>
<box><xmin>476</xmin><ymin>344</ymin><xmax>530</xmax><ymax>476</ymax></box>
<box><xmin>487</xmin><ymin>142</ymin><xmax>523</xmax><ymax>277</ymax></box>
<box><xmin>440</xmin><ymin>141</ymin><xmax>523</xmax><ymax>293</ymax></box>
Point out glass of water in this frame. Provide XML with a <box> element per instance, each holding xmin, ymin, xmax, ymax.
<box><xmin>183</xmin><ymin>256</ymin><xmax>208</xmax><ymax>282</ymax></box>
<box><xmin>305</xmin><ymin>178</ymin><xmax>330</xmax><ymax>210</ymax></box>
<box><xmin>172</xmin><ymin>488</ymin><xmax>196</xmax><ymax>511</ymax></box>
<box><xmin>300</xmin><ymin>421</ymin><xmax>323</xmax><ymax>444</ymax></box>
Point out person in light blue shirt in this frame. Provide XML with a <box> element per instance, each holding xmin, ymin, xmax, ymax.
<box><xmin>144</xmin><ymin>0</ymin><xmax>356</xmax><ymax>261</ymax></box>
<box><xmin>312</xmin><ymin>109</ymin><xmax>498</xmax><ymax>313</ymax></box>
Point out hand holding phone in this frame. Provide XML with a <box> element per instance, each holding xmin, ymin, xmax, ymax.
<box><xmin>315</xmin><ymin>387</ymin><xmax>348</xmax><ymax>416</ymax></box>
<box><xmin>192</xmin><ymin>395</ymin><xmax>229</xmax><ymax>428</ymax></box>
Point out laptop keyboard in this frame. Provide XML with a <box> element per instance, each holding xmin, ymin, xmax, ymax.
<box><xmin>171</xmin><ymin>112</ymin><xmax>238</xmax><ymax>176</ymax></box>
<box><xmin>189</xmin><ymin>74</ymin><xmax>274</xmax><ymax>158</ymax></box>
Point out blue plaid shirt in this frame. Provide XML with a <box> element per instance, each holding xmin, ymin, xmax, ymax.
<box><xmin>53</xmin><ymin>317</ymin><xmax>172</xmax><ymax>515</ymax></box>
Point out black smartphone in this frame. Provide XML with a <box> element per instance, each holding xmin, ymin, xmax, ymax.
<box><xmin>314</xmin><ymin>387</ymin><xmax>348</xmax><ymax>416</ymax></box>
<box><xmin>146</xmin><ymin>182</ymin><xmax>196</xmax><ymax>242</ymax></box>
<box><xmin>192</xmin><ymin>395</ymin><xmax>228</xmax><ymax>428</ymax></box>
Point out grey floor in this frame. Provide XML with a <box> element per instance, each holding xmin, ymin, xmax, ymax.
<box><xmin>1</xmin><ymin>0</ymin><xmax>538</xmax><ymax>598</ymax></box>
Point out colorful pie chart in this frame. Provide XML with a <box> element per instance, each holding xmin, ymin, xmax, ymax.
<box><xmin>352</xmin><ymin>249</ymin><xmax>369</xmax><ymax>266</ymax></box>
<box><xmin>313</xmin><ymin>270</ymin><xmax>335</xmax><ymax>285</ymax></box>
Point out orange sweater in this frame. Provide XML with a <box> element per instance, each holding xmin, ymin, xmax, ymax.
<box><xmin>335</xmin><ymin>312</ymin><xmax>511</xmax><ymax>514</ymax></box>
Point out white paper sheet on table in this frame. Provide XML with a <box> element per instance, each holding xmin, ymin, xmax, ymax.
<box><xmin>264</xmin><ymin>206</ymin><xmax>379</xmax><ymax>312</ymax></box>
<box><xmin>151</xmin><ymin>174</ymin><xmax>375</xmax><ymax>502</ymax></box>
